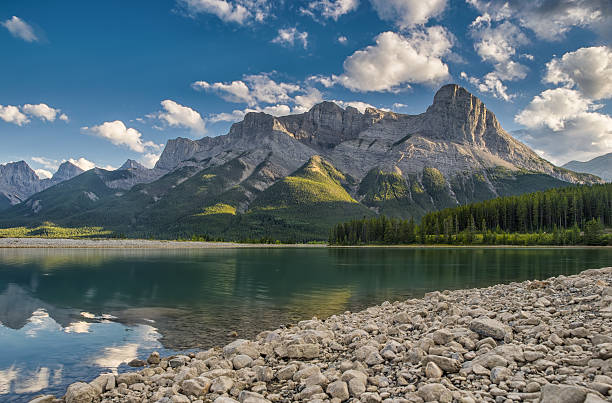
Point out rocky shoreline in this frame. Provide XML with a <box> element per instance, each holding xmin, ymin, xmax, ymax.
<box><xmin>31</xmin><ymin>267</ymin><xmax>612</xmax><ymax>403</ymax></box>
<box><xmin>0</xmin><ymin>238</ymin><xmax>325</xmax><ymax>249</ymax></box>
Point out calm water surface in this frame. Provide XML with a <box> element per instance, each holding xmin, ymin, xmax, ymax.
<box><xmin>1</xmin><ymin>247</ymin><xmax>611</xmax><ymax>401</ymax></box>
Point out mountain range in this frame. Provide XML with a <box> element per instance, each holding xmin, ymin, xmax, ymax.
<box><xmin>563</xmin><ymin>153</ymin><xmax>612</xmax><ymax>182</ymax></box>
<box><xmin>0</xmin><ymin>160</ymin><xmax>84</xmax><ymax>210</ymax></box>
<box><xmin>0</xmin><ymin>84</ymin><xmax>602</xmax><ymax>241</ymax></box>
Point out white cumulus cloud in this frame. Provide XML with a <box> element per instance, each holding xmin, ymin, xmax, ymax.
<box><xmin>177</xmin><ymin>0</ymin><xmax>270</xmax><ymax>24</ymax></box>
<box><xmin>464</xmin><ymin>20</ymin><xmax>529</xmax><ymax>102</ymax></box>
<box><xmin>67</xmin><ymin>157</ymin><xmax>96</xmax><ymax>171</ymax></box>
<box><xmin>2</xmin><ymin>16</ymin><xmax>38</xmax><ymax>42</ymax></box>
<box><xmin>22</xmin><ymin>103</ymin><xmax>68</xmax><ymax>122</ymax></box>
<box><xmin>471</xmin><ymin>21</ymin><xmax>528</xmax><ymax>73</ymax></box>
<box><xmin>330</xmin><ymin>27</ymin><xmax>453</xmax><ymax>92</ymax></box>
<box><xmin>193</xmin><ymin>73</ymin><xmax>303</xmax><ymax>107</ymax></box>
<box><xmin>192</xmin><ymin>80</ymin><xmax>252</xmax><ymax>104</ymax></box>
<box><xmin>466</xmin><ymin>0</ymin><xmax>610</xmax><ymax>41</ymax></box>
<box><xmin>304</xmin><ymin>0</ymin><xmax>359</xmax><ymax>21</ymax></box>
<box><xmin>31</xmin><ymin>156</ymin><xmax>59</xmax><ymax>170</ymax></box>
<box><xmin>272</xmin><ymin>27</ymin><xmax>309</xmax><ymax>49</ymax></box>
<box><xmin>293</xmin><ymin>88</ymin><xmax>324</xmax><ymax>113</ymax></box>
<box><xmin>544</xmin><ymin>46</ymin><xmax>612</xmax><ymax>101</ymax></box>
<box><xmin>0</xmin><ymin>105</ymin><xmax>29</xmax><ymax>126</ymax></box>
<box><xmin>140</xmin><ymin>153</ymin><xmax>162</xmax><ymax>169</ymax></box>
<box><xmin>194</xmin><ymin>78</ymin><xmax>335</xmax><ymax>127</ymax></box>
<box><xmin>514</xmin><ymin>88</ymin><xmax>612</xmax><ymax>164</ymax></box>
<box><xmin>158</xmin><ymin>100</ymin><xmax>206</xmax><ymax>134</ymax></box>
<box><xmin>82</xmin><ymin>121</ymin><xmax>161</xmax><ymax>153</ymax></box>
<box><xmin>207</xmin><ymin>109</ymin><xmax>250</xmax><ymax>123</ymax></box>
<box><xmin>0</xmin><ymin>103</ymin><xmax>68</xmax><ymax>125</ymax></box>
<box><xmin>460</xmin><ymin>71</ymin><xmax>513</xmax><ymax>101</ymax></box>
<box><xmin>205</xmin><ymin>87</ymin><xmax>323</xmax><ymax>122</ymax></box>
<box><xmin>370</xmin><ymin>0</ymin><xmax>447</xmax><ymax>29</ymax></box>
<box><xmin>34</xmin><ymin>169</ymin><xmax>52</xmax><ymax>179</ymax></box>
<box><xmin>515</xmin><ymin>88</ymin><xmax>596</xmax><ymax>130</ymax></box>
<box><xmin>331</xmin><ymin>100</ymin><xmax>376</xmax><ymax>113</ymax></box>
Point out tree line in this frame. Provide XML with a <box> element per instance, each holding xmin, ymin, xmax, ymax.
<box><xmin>329</xmin><ymin>183</ymin><xmax>612</xmax><ymax>246</ymax></box>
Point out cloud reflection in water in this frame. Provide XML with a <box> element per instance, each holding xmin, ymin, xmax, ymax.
<box><xmin>0</xmin><ymin>307</ymin><xmax>169</xmax><ymax>398</ymax></box>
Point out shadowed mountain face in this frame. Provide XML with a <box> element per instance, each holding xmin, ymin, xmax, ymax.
<box><xmin>0</xmin><ymin>85</ymin><xmax>602</xmax><ymax>240</ymax></box>
<box><xmin>563</xmin><ymin>153</ymin><xmax>612</xmax><ymax>182</ymax></box>
<box><xmin>0</xmin><ymin>161</ymin><xmax>47</xmax><ymax>207</ymax></box>
<box><xmin>0</xmin><ymin>161</ymin><xmax>84</xmax><ymax>209</ymax></box>
<box><xmin>52</xmin><ymin>162</ymin><xmax>85</xmax><ymax>183</ymax></box>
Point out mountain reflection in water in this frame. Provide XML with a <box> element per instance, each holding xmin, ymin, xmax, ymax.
<box><xmin>1</xmin><ymin>247</ymin><xmax>611</xmax><ymax>400</ymax></box>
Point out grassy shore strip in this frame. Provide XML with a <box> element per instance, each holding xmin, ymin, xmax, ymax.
<box><xmin>32</xmin><ymin>267</ymin><xmax>612</xmax><ymax>403</ymax></box>
<box><xmin>0</xmin><ymin>238</ymin><xmax>328</xmax><ymax>249</ymax></box>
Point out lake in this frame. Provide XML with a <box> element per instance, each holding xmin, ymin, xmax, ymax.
<box><xmin>1</xmin><ymin>247</ymin><xmax>611</xmax><ymax>401</ymax></box>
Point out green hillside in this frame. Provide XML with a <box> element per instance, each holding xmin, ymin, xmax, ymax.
<box><xmin>233</xmin><ymin>156</ymin><xmax>374</xmax><ymax>240</ymax></box>
<box><xmin>3</xmin><ymin>169</ymin><xmax>115</xmax><ymax>222</ymax></box>
<box><xmin>0</xmin><ymin>154</ymin><xmax>587</xmax><ymax>242</ymax></box>
<box><xmin>358</xmin><ymin>169</ymin><xmax>428</xmax><ymax>218</ymax></box>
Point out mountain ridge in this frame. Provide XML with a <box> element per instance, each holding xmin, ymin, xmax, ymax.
<box><xmin>0</xmin><ymin>84</ymin><xmax>603</xmax><ymax>240</ymax></box>
<box><xmin>0</xmin><ymin>160</ymin><xmax>84</xmax><ymax>208</ymax></box>
<box><xmin>156</xmin><ymin>84</ymin><xmax>596</xmax><ymax>185</ymax></box>
<box><xmin>0</xmin><ymin>159</ymin><xmax>167</xmax><ymax>211</ymax></box>
<box><xmin>563</xmin><ymin>153</ymin><xmax>612</xmax><ymax>182</ymax></box>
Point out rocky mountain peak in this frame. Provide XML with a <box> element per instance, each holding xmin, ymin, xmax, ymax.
<box><xmin>308</xmin><ymin>101</ymin><xmax>345</xmax><ymax>116</ymax></box>
<box><xmin>0</xmin><ymin>161</ymin><xmax>39</xmax><ymax>184</ymax></box>
<box><xmin>155</xmin><ymin>137</ymin><xmax>202</xmax><ymax>171</ymax></box>
<box><xmin>119</xmin><ymin>159</ymin><xmax>146</xmax><ymax>171</ymax></box>
<box><xmin>276</xmin><ymin>101</ymin><xmax>387</xmax><ymax>150</ymax></box>
<box><xmin>2</xmin><ymin>160</ymin><xmax>31</xmax><ymax>172</ymax></box>
<box><xmin>431</xmin><ymin>84</ymin><xmax>475</xmax><ymax>105</ymax></box>
<box><xmin>423</xmin><ymin>84</ymin><xmax>503</xmax><ymax>147</ymax></box>
<box><xmin>0</xmin><ymin>161</ymin><xmax>44</xmax><ymax>206</ymax></box>
<box><xmin>230</xmin><ymin>112</ymin><xmax>287</xmax><ymax>137</ymax></box>
<box><xmin>52</xmin><ymin>161</ymin><xmax>84</xmax><ymax>182</ymax></box>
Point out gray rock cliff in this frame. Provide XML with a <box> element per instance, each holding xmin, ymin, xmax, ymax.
<box><xmin>154</xmin><ymin>84</ymin><xmax>599</xmax><ymax>201</ymax></box>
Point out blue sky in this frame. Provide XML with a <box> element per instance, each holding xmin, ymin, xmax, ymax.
<box><xmin>1</xmin><ymin>0</ymin><xmax>610</xmax><ymax>177</ymax></box>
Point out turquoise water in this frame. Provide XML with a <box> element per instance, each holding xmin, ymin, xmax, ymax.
<box><xmin>1</xmin><ymin>247</ymin><xmax>611</xmax><ymax>401</ymax></box>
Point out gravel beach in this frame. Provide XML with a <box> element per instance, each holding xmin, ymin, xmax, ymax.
<box><xmin>0</xmin><ymin>238</ymin><xmax>325</xmax><ymax>249</ymax></box>
<box><xmin>30</xmin><ymin>267</ymin><xmax>612</xmax><ymax>403</ymax></box>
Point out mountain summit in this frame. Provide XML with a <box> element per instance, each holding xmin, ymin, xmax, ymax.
<box><xmin>155</xmin><ymin>84</ymin><xmax>591</xmax><ymax>185</ymax></box>
<box><xmin>0</xmin><ymin>160</ymin><xmax>85</xmax><ymax>209</ymax></box>
<box><xmin>119</xmin><ymin>159</ymin><xmax>146</xmax><ymax>171</ymax></box>
<box><xmin>0</xmin><ymin>85</ymin><xmax>602</xmax><ymax>240</ymax></box>
<box><xmin>52</xmin><ymin>161</ymin><xmax>85</xmax><ymax>182</ymax></box>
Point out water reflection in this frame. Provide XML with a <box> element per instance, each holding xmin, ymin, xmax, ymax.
<box><xmin>0</xmin><ymin>297</ymin><xmax>169</xmax><ymax>400</ymax></box>
<box><xmin>0</xmin><ymin>247</ymin><xmax>611</xmax><ymax>400</ymax></box>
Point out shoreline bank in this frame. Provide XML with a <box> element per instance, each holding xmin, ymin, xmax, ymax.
<box><xmin>31</xmin><ymin>267</ymin><xmax>612</xmax><ymax>403</ymax></box>
<box><xmin>0</xmin><ymin>238</ymin><xmax>325</xmax><ymax>249</ymax></box>
<box><xmin>1</xmin><ymin>237</ymin><xmax>612</xmax><ymax>249</ymax></box>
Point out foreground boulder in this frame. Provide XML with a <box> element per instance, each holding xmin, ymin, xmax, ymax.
<box><xmin>65</xmin><ymin>382</ymin><xmax>97</xmax><ymax>403</ymax></box>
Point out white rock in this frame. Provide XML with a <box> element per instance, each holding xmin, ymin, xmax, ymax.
<box><xmin>469</xmin><ymin>318</ymin><xmax>512</xmax><ymax>341</ymax></box>
<box><xmin>65</xmin><ymin>382</ymin><xmax>98</xmax><ymax>403</ymax></box>
<box><xmin>326</xmin><ymin>381</ymin><xmax>350</xmax><ymax>401</ymax></box>
<box><xmin>539</xmin><ymin>384</ymin><xmax>587</xmax><ymax>403</ymax></box>
<box><xmin>210</xmin><ymin>376</ymin><xmax>234</xmax><ymax>394</ymax></box>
